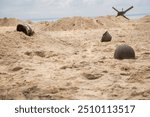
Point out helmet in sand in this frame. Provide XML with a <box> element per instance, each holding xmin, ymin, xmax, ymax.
<box><xmin>101</xmin><ymin>31</ymin><xmax>112</xmax><ymax>42</ymax></box>
<box><xmin>114</xmin><ymin>44</ymin><xmax>135</xmax><ymax>60</ymax></box>
<box><xmin>17</xmin><ymin>24</ymin><xmax>34</xmax><ymax>36</ymax></box>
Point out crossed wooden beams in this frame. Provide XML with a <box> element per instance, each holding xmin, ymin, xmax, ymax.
<box><xmin>112</xmin><ymin>6</ymin><xmax>133</xmax><ymax>20</ymax></box>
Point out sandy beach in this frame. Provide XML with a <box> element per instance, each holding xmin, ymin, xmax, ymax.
<box><xmin>0</xmin><ymin>16</ymin><xmax>150</xmax><ymax>100</ymax></box>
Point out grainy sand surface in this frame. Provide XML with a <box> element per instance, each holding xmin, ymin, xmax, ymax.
<box><xmin>0</xmin><ymin>16</ymin><xmax>150</xmax><ymax>99</ymax></box>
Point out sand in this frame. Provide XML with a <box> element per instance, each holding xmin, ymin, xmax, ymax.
<box><xmin>0</xmin><ymin>16</ymin><xmax>150</xmax><ymax>100</ymax></box>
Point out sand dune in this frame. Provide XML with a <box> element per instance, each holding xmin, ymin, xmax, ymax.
<box><xmin>0</xmin><ymin>16</ymin><xmax>150</xmax><ymax>99</ymax></box>
<box><xmin>36</xmin><ymin>16</ymin><xmax>129</xmax><ymax>31</ymax></box>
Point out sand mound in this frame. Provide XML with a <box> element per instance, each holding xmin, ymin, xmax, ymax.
<box><xmin>134</xmin><ymin>16</ymin><xmax>150</xmax><ymax>31</ymax></box>
<box><xmin>40</xmin><ymin>16</ymin><xmax>128</xmax><ymax>31</ymax></box>
<box><xmin>139</xmin><ymin>15</ymin><xmax>150</xmax><ymax>23</ymax></box>
<box><xmin>0</xmin><ymin>18</ymin><xmax>24</xmax><ymax>26</ymax></box>
<box><xmin>95</xmin><ymin>16</ymin><xmax>128</xmax><ymax>27</ymax></box>
<box><xmin>0</xmin><ymin>17</ymin><xmax>34</xmax><ymax>27</ymax></box>
<box><xmin>42</xmin><ymin>16</ymin><xmax>99</xmax><ymax>31</ymax></box>
<box><xmin>0</xmin><ymin>31</ymin><xmax>32</xmax><ymax>63</ymax></box>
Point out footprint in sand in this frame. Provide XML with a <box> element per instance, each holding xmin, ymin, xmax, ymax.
<box><xmin>34</xmin><ymin>51</ymin><xmax>46</xmax><ymax>57</ymax></box>
<box><xmin>141</xmin><ymin>52</ymin><xmax>150</xmax><ymax>59</ymax></box>
<box><xmin>82</xmin><ymin>73</ymin><xmax>103</xmax><ymax>80</ymax></box>
<box><xmin>120</xmin><ymin>66</ymin><xmax>131</xmax><ymax>76</ymax></box>
<box><xmin>24</xmin><ymin>51</ymin><xmax>45</xmax><ymax>57</ymax></box>
<box><xmin>11</xmin><ymin>66</ymin><xmax>23</xmax><ymax>72</ymax></box>
<box><xmin>25</xmin><ymin>51</ymin><xmax>58</xmax><ymax>58</ymax></box>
